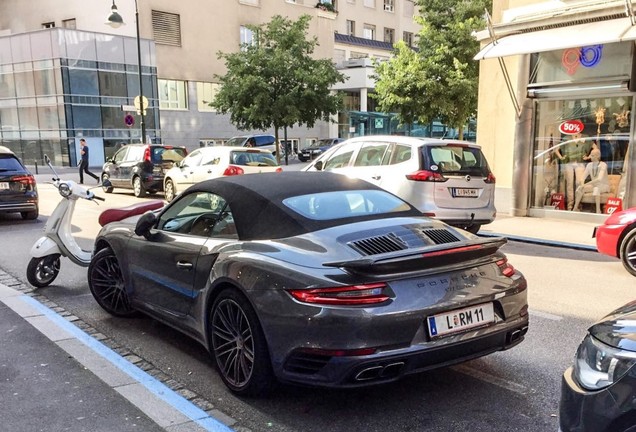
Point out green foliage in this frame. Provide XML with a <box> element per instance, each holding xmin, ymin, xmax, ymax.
<box><xmin>212</xmin><ymin>15</ymin><xmax>346</xmax><ymax>158</ymax></box>
<box><xmin>373</xmin><ymin>0</ymin><xmax>491</xmax><ymax>138</ymax></box>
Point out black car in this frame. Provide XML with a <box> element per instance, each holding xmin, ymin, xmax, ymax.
<box><xmin>101</xmin><ymin>144</ymin><xmax>187</xmax><ymax>197</ymax></box>
<box><xmin>298</xmin><ymin>138</ymin><xmax>344</xmax><ymax>162</ymax></box>
<box><xmin>0</xmin><ymin>146</ymin><xmax>38</xmax><ymax>220</ymax></box>
<box><xmin>88</xmin><ymin>171</ymin><xmax>528</xmax><ymax>396</ymax></box>
<box><xmin>560</xmin><ymin>301</ymin><xmax>636</xmax><ymax>432</ymax></box>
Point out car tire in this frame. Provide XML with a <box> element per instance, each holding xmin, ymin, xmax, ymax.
<box><xmin>21</xmin><ymin>208</ymin><xmax>39</xmax><ymax>220</ymax></box>
<box><xmin>102</xmin><ymin>174</ymin><xmax>114</xmax><ymax>193</ymax></box>
<box><xmin>88</xmin><ymin>247</ymin><xmax>139</xmax><ymax>317</ymax></box>
<box><xmin>619</xmin><ymin>227</ymin><xmax>636</xmax><ymax>277</ymax></box>
<box><xmin>132</xmin><ymin>176</ymin><xmax>146</xmax><ymax>198</ymax></box>
<box><xmin>164</xmin><ymin>179</ymin><xmax>176</xmax><ymax>202</ymax></box>
<box><xmin>209</xmin><ymin>289</ymin><xmax>275</xmax><ymax>396</ymax></box>
<box><xmin>26</xmin><ymin>254</ymin><xmax>60</xmax><ymax>288</ymax></box>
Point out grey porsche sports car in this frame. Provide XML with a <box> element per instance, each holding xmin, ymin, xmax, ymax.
<box><xmin>88</xmin><ymin>171</ymin><xmax>528</xmax><ymax>396</ymax></box>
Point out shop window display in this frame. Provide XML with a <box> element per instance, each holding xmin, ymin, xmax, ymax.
<box><xmin>532</xmin><ymin>97</ymin><xmax>631</xmax><ymax>214</ymax></box>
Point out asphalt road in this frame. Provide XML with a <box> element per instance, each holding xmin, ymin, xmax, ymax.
<box><xmin>1</xmin><ymin>180</ymin><xmax>633</xmax><ymax>432</ymax></box>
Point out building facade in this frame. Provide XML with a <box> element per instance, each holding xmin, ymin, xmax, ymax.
<box><xmin>475</xmin><ymin>0</ymin><xmax>636</xmax><ymax>221</ymax></box>
<box><xmin>0</xmin><ymin>0</ymin><xmax>421</xmax><ymax>166</ymax></box>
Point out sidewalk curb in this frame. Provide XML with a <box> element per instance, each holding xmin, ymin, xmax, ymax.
<box><xmin>479</xmin><ymin>232</ymin><xmax>597</xmax><ymax>252</ymax></box>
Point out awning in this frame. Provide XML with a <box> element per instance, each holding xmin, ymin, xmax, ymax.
<box><xmin>474</xmin><ymin>17</ymin><xmax>636</xmax><ymax>60</ymax></box>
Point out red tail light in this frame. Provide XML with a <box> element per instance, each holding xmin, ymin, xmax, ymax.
<box><xmin>406</xmin><ymin>170</ymin><xmax>446</xmax><ymax>182</ymax></box>
<box><xmin>287</xmin><ymin>282</ymin><xmax>390</xmax><ymax>305</ymax></box>
<box><xmin>421</xmin><ymin>244</ymin><xmax>482</xmax><ymax>258</ymax></box>
<box><xmin>11</xmin><ymin>175</ymin><xmax>36</xmax><ymax>186</ymax></box>
<box><xmin>222</xmin><ymin>165</ymin><xmax>245</xmax><ymax>176</ymax></box>
<box><xmin>496</xmin><ymin>258</ymin><xmax>515</xmax><ymax>278</ymax></box>
<box><xmin>275</xmin><ymin>167</ymin><xmax>283</xmax><ymax>172</ymax></box>
<box><xmin>143</xmin><ymin>146</ymin><xmax>151</xmax><ymax>162</ymax></box>
<box><xmin>484</xmin><ymin>172</ymin><xmax>496</xmax><ymax>184</ymax></box>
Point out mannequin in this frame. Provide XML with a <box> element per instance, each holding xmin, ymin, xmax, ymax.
<box><xmin>573</xmin><ymin>148</ymin><xmax>610</xmax><ymax>213</ymax></box>
<box><xmin>559</xmin><ymin>133</ymin><xmax>591</xmax><ymax>211</ymax></box>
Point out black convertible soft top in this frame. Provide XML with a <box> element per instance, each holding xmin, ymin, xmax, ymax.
<box><xmin>187</xmin><ymin>171</ymin><xmax>423</xmax><ymax>240</ymax></box>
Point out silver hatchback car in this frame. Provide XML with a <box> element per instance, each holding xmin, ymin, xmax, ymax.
<box><xmin>303</xmin><ymin>136</ymin><xmax>496</xmax><ymax>233</ymax></box>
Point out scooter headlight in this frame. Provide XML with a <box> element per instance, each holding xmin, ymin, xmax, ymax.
<box><xmin>59</xmin><ymin>182</ymin><xmax>72</xmax><ymax>197</ymax></box>
<box><xmin>573</xmin><ymin>334</ymin><xmax>636</xmax><ymax>390</ymax></box>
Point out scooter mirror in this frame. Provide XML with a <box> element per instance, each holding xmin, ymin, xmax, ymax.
<box><xmin>44</xmin><ymin>154</ymin><xmax>51</xmax><ymax>165</ymax></box>
<box><xmin>134</xmin><ymin>211</ymin><xmax>158</xmax><ymax>239</ymax></box>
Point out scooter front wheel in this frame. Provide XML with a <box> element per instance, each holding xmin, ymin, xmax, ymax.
<box><xmin>27</xmin><ymin>254</ymin><xmax>61</xmax><ymax>288</ymax></box>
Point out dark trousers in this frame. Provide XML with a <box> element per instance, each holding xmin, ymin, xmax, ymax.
<box><xmin>79</xmin><ymin>159</ymin><xmax>99</xmax><ymax>183</ymax></box>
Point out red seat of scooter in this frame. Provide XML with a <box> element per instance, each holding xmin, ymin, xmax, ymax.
<box><xmin>99</xmin><ymin>200</ymin><xmax>164</xmax><ymax>227</ymax></box>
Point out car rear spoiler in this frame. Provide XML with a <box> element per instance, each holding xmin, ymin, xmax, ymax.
<box><xmin>322</xmin><ymin>237</ymin><xmax>507</xmax><ymax>274</ymax></box>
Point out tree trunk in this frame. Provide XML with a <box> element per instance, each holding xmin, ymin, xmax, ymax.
<box><xmin>273</xmin><ymin>126</ymin><xmax>281</xmax><ymax>165</ymax></box>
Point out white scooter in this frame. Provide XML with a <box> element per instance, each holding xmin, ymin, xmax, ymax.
<box><xmin>26</xmin><ymin>155</ymin><xmax>107</xmax><ymax>288</ymax></box>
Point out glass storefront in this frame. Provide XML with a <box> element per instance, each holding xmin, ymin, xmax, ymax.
<box><xmin>530</xmin><ymin>42</ymin><xmax>633</xmax><ymax>215</ymax></box>
<box><xmin>532</xmin><ymin>96</ymin><xmax>631</xmax><ymax>213</ymax></box>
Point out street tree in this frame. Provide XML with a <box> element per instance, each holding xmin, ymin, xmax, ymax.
<box><xmin>212</xmin><ymin>15</ymin><xmax>346</xmax><ymax>162</ymax></box>
<box><xmin>372</xmin><ymin>0</ymin><xmax>490</xmax><ymax>139</ymax></box>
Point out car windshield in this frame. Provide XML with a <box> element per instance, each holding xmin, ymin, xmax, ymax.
<box><xmin>152</xmin><ymin>147</ymin><xmax>187</xmax><ymax>163</ymax></box>
<box><xmin>425</xmin><ymin>145</ymin><xmax>490</xmax><ymax>176</ymax></box>
<box><xmin>0</xmin><ymin>155</ymin><xmax>24</xmax><ymax>171</ymax></box>
<box><xmin>283</xmin><ymin>189</ymin><xmax>411</xmax><ymax>220</ymax></box>
<box><xmin>230</xmin><ymin>151</ymin><xmax>278</xmax><ymax>167</ymax></box>
<box><xmin>223</xmin><ymin>137</ymin><xmax>246</xmax><ymax>147</ymax></box>
<box><xmin>310</xmin><ymin>139</ymin><xmax>334</xmax><ymax>148</ymax></box>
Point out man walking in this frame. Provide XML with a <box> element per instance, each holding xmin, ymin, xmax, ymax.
<box><xmin>78</xmin><ymin>138</ymin><xmax>99</xmax><ymax>184</ymax></box>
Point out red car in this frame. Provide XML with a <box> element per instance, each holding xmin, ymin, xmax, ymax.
<box><xmin>594</xmin><ymin>207</ymin><xmax>636</xmax><ymax>276</ymax></box>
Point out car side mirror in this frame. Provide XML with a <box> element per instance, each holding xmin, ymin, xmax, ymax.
<box><xmin>314</xmin><ymin>160</ymin><xmax>323</xmax><ymax>171</ymax></box>
<box><xmin>134</xmin><ymin>212</ymin><xmax>158</xmax><ymax>239</ymax></box>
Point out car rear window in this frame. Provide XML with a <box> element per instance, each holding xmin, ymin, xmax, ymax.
<box><xmin>230</xmin><ymin>151</ymin><xmax>278</xmax><ymax>166</ymax></box>
<box><xmin>0</xmin><ymin>155</ymin><xmax>25</xmax><ymax>172</ymax></box>
<box><xmin>424</xmin><ymin>145</ymin><xmax>490</xmax><ymax>176</ymax></box>
<box><xmin>152</xmin><ymin>146</ymin><xmax>187</xmax><ymax>163</ymax></box>
<box><xmin>283</xmin><ymin>189</ymin><xmax>411</xmax><ymax>220</ymax></box>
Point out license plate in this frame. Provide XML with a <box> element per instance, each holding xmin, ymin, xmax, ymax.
<box><xmin>0</xmin><ymin>182</ymin><xmax>9</xmax><ymax>190</ymax></box>
<box><xmin>427</xmin><ymin>302</ymin><xmax>495</xmax><ymax>338</ymax></box>
<box><xmin>451</xmin><ymin>188</ymin><xmax>479</xmax><ymax>198</ymax></box>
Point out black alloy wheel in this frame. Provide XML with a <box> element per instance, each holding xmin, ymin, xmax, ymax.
<box><xmin>88</xmin><ymin>247</ymin><xmax>138</xmax><ymax>317</ymax></box>
<box><xmin>210</xmin><ymin>289</ymin><xmax>274</xmax><ymax>396</ymax></box>
<box><xmin>26</xmin><ymin>254</ymin><xmax>60</xmax><ymax>288</ymax></box>
<box><xmin>620</xmin><ymin>228</ymin><xmax>636</xmax><ymax>276</ymax></box>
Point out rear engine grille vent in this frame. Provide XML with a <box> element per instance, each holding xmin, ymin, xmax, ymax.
<box><xmin>284</xmin><ymin>352</ymin><xmax>331</xmax><ymax>375</ymax></box>
<box><xmin>349</xmin><ymin>233</ymin><xmax>408</xmax><ymax>256</ymax></box>
<box><xmin>422</xmin><ymin>229</ymin><xmax>461</xmax><ymax>244</ymax></box>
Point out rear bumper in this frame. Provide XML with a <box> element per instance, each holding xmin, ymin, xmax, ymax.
<box><xmin>0</xmin><ymin>198</ymin><xmax>38</xmax><ymax>214</ymax></box>
<box><xmin>276</xmin><ymin>316</ymin><xmax>529</xmax><ymax>388</ymax></box>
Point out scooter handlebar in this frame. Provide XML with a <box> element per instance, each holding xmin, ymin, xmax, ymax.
<box><xmin>93</xmin><ymin>195</ymin><xmax>105</xmax><ymax>202</ymax></box>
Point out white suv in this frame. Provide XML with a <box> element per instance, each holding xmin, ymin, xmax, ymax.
<box><xmin>302</xmin><ymin>135</ymin><xmax>496</xmax><ymax>233</ymax></box>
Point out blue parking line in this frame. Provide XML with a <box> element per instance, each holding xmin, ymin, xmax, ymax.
<box><xmin>20</xmin><ymin>295</ymin><xmax>233</xmax><ymax>432</ymax></box>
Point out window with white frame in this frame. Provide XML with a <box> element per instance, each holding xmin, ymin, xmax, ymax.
<box><xmin>363</xmin><ymin>24</ymin><xmax>375</xmax><ymax>40</ymax></box>
<box><xmin>240</xmin><ymin>25</ymin><xmax>257</xmax><ymax>50</ymax></box>
<box><xmin>403</xmin><ymin>31</ymin><xmax>414</xmax><ymax>47</ymax></box>
<box><xmin>363</xmin><ymin>0</ymin><xmax>375</xmax><ymax>8</ymax></box>
<box><xmin>346</xmin><ymin>20</ymin><xmax>355</xmax><ymax>36</ymax></box>
<box><xmin>158</xmin><ymin>79</ymin><xmax>188</xmax><ymax>110</ymax></box>
<box><xmin>196</xmin><ymin>82</ymin><xmax>219</xmax><ymax>112</ymax></box>
<box><xmin>383</xmin><ymin>0</ymin><xmax>394</xmax><ymax>12</ymax></box>
<box><xmin>384</xmin><ymin>28</ymin><xmax>395</xmax><ymax>44</ymax></box>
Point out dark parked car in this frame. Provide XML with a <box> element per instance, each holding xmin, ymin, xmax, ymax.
<box><xmin>101</xmin><ymin>144</ymin><xmax>187</xmax><ymax>197</ymax></box>
<box><xmin>560</xmin><ymin>301</ymin><xmax>636</xmax><ymax>432</ymax></box>
<box><xmin>298</xmin><ymin>138</ymin><xmax>345</xmax><ymax>162</ymax></box>
<box><xmin>0</xmin><ymin>146</ymin><xmax>38</xmax><ymax>220</ymax></box>
<box><xmin>87</xmin><ymin>171</ymin><xmax>528</xmax><ymax>396</ymax></box>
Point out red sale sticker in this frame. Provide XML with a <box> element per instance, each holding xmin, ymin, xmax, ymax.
<box><xmin>605</xmin><ymin>197</ymin><xmax>623</xmax><ymax>214</ymax></box>
<box><xmin>559</xmin><ymin>120</ymin><xmax>584</xmax><ymax>135</ymax></box>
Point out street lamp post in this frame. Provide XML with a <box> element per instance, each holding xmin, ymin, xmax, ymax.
<box><xmin>106</xmin><ymin>0</ymin><xmax>147</xmax><ymax>144</ymax></box>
